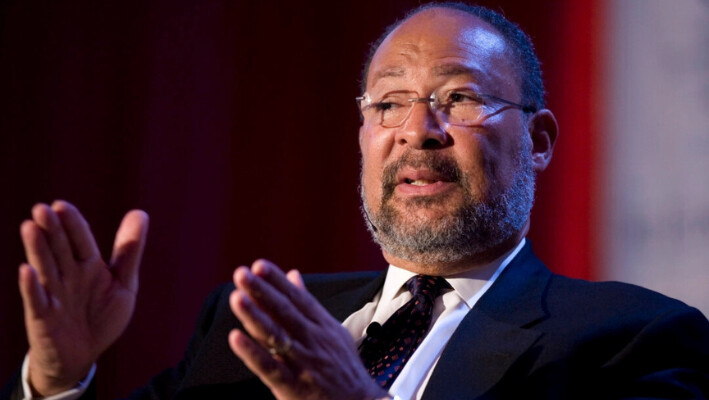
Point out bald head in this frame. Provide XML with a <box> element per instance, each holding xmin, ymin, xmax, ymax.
<box><xmin>360</xmin><ymin>2</ymin><xmax>544</xmax><ymax>110</ymax></box>
<box><xmin>367</xmin><ymin>8</ymin><xmax>521</xmax><ymax>105</ymax></box>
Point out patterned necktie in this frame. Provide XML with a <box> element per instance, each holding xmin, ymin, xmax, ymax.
<box><xmin>359</xmin><ymin>275</ymin><xmax>451</xmax><ymax>389</ymax></box>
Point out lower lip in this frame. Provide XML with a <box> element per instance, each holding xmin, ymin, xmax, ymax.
<box><xmin>395</xmin><ymin>181</ymin><xmax>457</xmax><ymax>197</ymax></box>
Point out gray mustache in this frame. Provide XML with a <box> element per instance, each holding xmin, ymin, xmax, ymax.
<box><xmin>381</xmin><ymin>152</ymin><xmax>464</xmax><ymax>201</ymax></box>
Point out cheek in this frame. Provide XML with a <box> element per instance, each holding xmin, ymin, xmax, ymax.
<box><xmin>453</xmin><ymin>134</ymin><xmax>488</xmax><ymax>184</ymax></box>
<box><xmin>360</xmin><ymin>158</ymin><xmax>384</xmax><ymax>210</ymax></box>
<box><xmin>461</xmin><ymin>124</ymin><xmax>524</xmax><ymax>193</ymax></box>
<box><xmin>359</xmin><ymin>126</ymin><xmax>393</xmax><ymax>207</ymax></box>
<box><xmin>360</xmin><ymin>122</ymin><xmax>394</xmax><ymax>160</ymax></box>
<box><xmin>453</xmin><ymin>130</ymin><xmax>511</xmax><ymax>195</ymax></box>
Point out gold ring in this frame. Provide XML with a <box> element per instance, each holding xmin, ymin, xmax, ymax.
<box><xmin>267</xmin><ymin>333</ymin><xmax>292</xmax><ymax>357</ymax></box>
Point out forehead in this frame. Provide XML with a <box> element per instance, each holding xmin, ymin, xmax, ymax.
<box><xmin>367</xmin><ymin>8</ymin><xmax>519</xmax><ymax>97</ymax></box>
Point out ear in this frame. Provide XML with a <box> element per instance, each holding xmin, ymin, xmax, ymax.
<box><xmin>526</xmin><ymin>109</ymin><xmax>558</xmax><ymax>172</ymax></box>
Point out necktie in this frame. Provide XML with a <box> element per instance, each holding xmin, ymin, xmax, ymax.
<box><xmin>359</xmin><ymin>275</ymin><xmax>451</xmax><ymax>389</ymax></box>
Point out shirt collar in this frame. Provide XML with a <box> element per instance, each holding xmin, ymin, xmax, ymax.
<box><xmin>383</xmin><ymin>238</ymin><xmax>526</xmax><ymax>309</ymax></box>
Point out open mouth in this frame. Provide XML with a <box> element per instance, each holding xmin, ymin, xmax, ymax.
<box><xmin>380</xmin><ymin>153</ymin><xmax>463</xmax><ymax>200</ymax></box>
<box><xmin>404</xmin><ymin>178</ymin><xmax>439</xmax><ymax>186</ymax></box>
<box><xmin>397</xmin><ymin>167</ymin><xmax>452</xmax><ymax>186</ymax></box>
<box><xmin>393</xmin><ymin>167</ymin><xmax>458</xmax><ymax>197</ymax></box>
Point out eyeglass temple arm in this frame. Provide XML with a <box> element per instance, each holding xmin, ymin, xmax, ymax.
<box><xmin>482</xmin><ymin>94</ymin><xmax>536</xmax><ymax>113</ymax></box>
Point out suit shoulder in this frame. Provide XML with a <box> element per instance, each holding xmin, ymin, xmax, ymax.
<box><xmin>546</xmin><ymin>274</ymin><xmax>705</xmax><ymax>326</ymax></box>
<box><xmin>551</xmin><ymin>275</ymin><xmax>687</xmax><ymax>306</ymax></box>
<box><xmin>203</xmin><ymin>271</ymin><xmax>382</xmax><ymax>304</ymax></box>
<box><xmin>303</xmin><ymin>271</ymin><xmax>381</xmax><ymax>298</ymax></box>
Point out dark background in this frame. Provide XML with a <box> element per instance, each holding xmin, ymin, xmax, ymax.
<box><xmin>0</xmin><ymin>1</ymin><xmax>602</xmax><ymax>397</ymax></box>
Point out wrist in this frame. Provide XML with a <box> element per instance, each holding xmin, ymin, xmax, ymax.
<box><xmin>28</xmin><ymin>371</ymin><xmax>77</xmax><ymax>397</ymax></box>
<box><xmin>24</xmin><ymin>354</ymin><xmax>95</xmax><ymax>398</ymax></box>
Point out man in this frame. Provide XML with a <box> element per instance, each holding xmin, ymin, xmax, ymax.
<box><xmin>5</xmin><ymin>3</ymin><xmax>709</xmax><ymax>399</ymax></box>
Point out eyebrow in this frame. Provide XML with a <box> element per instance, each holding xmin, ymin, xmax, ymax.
<box><xmin>371</xmin><ymin>67</ymin><xmax>406</xmax><ymax>84</ymax></box>
<box><xmin>370</xmin><ymin>63</ymin><xmax>479</xmax><ymax>89</ymax></box>
<box><xmin>431</xmin><ymin>63</ymin><xmax>477</xmax><ymax>77</ymax></box>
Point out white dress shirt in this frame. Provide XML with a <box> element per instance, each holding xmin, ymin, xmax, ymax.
<box><xmin>22</xmin><ymin>239</ymin><xmax>525</xmax><ymax>400</ymax></box>
<box><xmin>21</xmin><ymin>356</ymin><xmax>95</xmax><ymax>400</ymax></box>
<box><xmin>342</xmin><ymin>239</ymin><xmax>525</xmax><ymax>400</ymax></box>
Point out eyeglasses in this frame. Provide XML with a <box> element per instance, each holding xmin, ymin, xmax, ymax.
<box><xmin>356</xmin><ymin>88</ymin><xmax>536</xmax><ymax>128</ymax></box>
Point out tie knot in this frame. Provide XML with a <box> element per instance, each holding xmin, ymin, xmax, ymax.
<box><xmin>406</xmin><ymin>275</ymin><xmax>450</xmax><ymax>299</ymax></box>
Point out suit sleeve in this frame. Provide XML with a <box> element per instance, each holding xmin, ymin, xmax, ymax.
<box><xmin>603</xmin><ymin>306</ymin><xmax>709</xmax><ymax>399</ymax></box>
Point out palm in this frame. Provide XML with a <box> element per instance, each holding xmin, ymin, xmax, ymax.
<box><xmin>28</xmin><ymin>261</ymin><xmax>132</xmax><ymax>368</ymax></box>
<box><xmin>19</xmin><ymin>201</ymin><xmax>148</xmax><ymax>395</ymax></box>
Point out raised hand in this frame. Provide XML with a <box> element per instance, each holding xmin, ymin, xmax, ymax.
<box><xmin>17</xmin><ymin>200</ymin><xmax>149</xmax><ymax>396</ymax></box>
<box><xmin>228</xmin><ymin>260</ymin><xmax>389</xmax><ymax>400</ymax></box>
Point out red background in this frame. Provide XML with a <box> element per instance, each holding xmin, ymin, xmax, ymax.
<box><xmin>0</xmin><ymin>1</ymin><xmax>603</xmax><ymax>397</ymax></box>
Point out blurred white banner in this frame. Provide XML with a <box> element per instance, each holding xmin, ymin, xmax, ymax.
<box><xmin>602</xmin><ymin>0</ymin><xmax>709</xmax><ymax>316</ymax></box>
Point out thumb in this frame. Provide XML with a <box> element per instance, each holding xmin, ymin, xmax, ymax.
<box><xmin>110</xmin><ymin>210</ymin><xmax>149</xmax><ymax>292</ymax></box>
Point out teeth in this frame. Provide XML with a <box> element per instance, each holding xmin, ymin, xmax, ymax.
<box><xmin>410</xmin><ymin>179</ymin><xmax>434</xmax><ymax>186</ymax></box>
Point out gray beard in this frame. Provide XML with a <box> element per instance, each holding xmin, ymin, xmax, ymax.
<box><xmin>360</xmin><ymin>145</ymin><xmax>535</xmax><ymax>265</ymax></box>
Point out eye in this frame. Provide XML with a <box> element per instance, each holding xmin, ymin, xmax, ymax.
<box><xmin>446</xmin><ymin>91</ymin><xmax>482</xmax><ymax>104</ymax></box>
<box><xmin>373</xmin><ymin>101</ymin><xmax>396</xmax><ymax>112</ymax></box>
<box><xmin>370</xmin><ymin>96</ymin><xmax>407</xmax><ymax>113</ymax></box>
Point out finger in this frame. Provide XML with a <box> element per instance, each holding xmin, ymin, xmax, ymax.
<box><xmin>286</xmin><ymin>269</ymin><xmax>305</xmax><ymax>289</ymax></box>
<box><xmin>18</xmin><ymin>264</ymin><xmax>50</xmax><ymax>318</ymax></box>
<box><xmin>110</xmin><ymin>210</ymin><xmax>149</xmax><ymax>292</ymax></box>
<box><xmin>32</xmin><ymin>203</ymin><xmax>78</xmax><ymax>278</ymax></box>
<box><xmin>229</xmin><ymin>283</ymin><xmax>286</xmax><ymax>349</ymax></box>
<box><xmin>252</xmin><ymin>260</ymin><xmax>332</xmax><ymax>326</ymax></box>
<box><xmin>52</xmin><ymin>200</ymin><xmax>100</xmax><ymax>262</ymax></box>
<box><xmin>20</xmin><ymin>220</ymin><xmax>60</xmax><ymax>288</ymax></box>
<box><xmin>228</xmin><ymin>329</ymin><xmax>295</xmax><ymax>389</ymax></box>
<box><xmin>234</xmin><ymin>265</ymin><xmax>316</xmax><ymax>341</ymax></box>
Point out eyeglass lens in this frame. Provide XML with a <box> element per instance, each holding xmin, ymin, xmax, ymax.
<box><xmin>363</xmin><ymin>90</ymin><xmax>486</xmax><ymax>128</ymax></box>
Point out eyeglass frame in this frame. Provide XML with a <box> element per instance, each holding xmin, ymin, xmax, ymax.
<box><xmin>356</xmin><ymin>89</ymin><xmax>537</xmax><ymax>128</ymax></box>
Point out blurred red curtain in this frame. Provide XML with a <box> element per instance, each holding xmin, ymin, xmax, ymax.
<box><xmin>0</xmin><ymin>1</ymin><xmax>602</xmax><ymax>397</ymax></box>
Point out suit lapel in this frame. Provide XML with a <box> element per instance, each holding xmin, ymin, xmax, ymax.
<box><xmin>317</xmin><ymin>271</ymin><xmax>386</xmax><ymax>322</ymax></box>
<box><xmin>423</xmin><ymin>242</ymin><xmax>551</xmax><ymax>399</ymax></box>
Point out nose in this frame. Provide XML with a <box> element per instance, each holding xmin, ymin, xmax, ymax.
<box><xmin>394</xmin><ymin>101</ymin><xmax>449</xmax><ymax>149</ymax></box>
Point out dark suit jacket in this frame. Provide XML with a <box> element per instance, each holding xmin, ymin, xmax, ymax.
<box><xmin>5</xmin><ymin>241</ymin><xmax>709</xmax><ymax>399</ymax></box>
